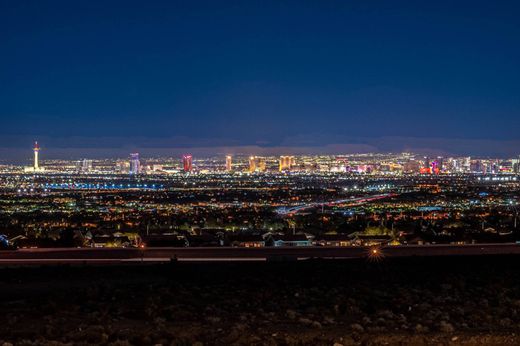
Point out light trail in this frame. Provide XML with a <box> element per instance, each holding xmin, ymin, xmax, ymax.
<box><xmin>275</xmin><ymin>193</ymin><xmax>398</xmax><ymax>215</ymax></box>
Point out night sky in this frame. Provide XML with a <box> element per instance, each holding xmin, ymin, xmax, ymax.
<box><xmin>1</xmin><ymin>1</ymin><xmax>520</xmax><ymax>159</ymax></box>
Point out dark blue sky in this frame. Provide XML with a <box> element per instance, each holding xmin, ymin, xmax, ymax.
<box><xmin>1</xmin><ymin>1</ymin><xmax>520</xmax><ymax>158</ymax></box>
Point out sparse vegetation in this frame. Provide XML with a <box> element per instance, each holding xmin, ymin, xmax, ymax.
<box><xmin>1</xmin><ymin>256</ymin><xmax>520</xmax><ymax>345</ymax></box>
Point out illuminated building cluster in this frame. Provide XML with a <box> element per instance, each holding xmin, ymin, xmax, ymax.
<box><xmin>0</xmin><ymin>141</ymin><xmax>518</xmax><ymax>250</ymax></box>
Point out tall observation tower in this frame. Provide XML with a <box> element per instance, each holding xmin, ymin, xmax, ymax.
<box><xmin>24</xmin><ymin>141</ymin><xmax>44</xmax><ymax>173</ymax></box>
<box><xmin>33</xmin><ymin>141</ymin><xmax>40</xmax><ymax>170</ymax></box>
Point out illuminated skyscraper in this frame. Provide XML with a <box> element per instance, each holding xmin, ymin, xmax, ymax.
<box><xmin>226</xmin><ymin>155</ymin><xmax>232</xmax><ymax>171</ymax></box>
<box><xmin>129</xmin><ymin>153</ymin><xmax>140</xmax><ymax>174</ymax></box>
<box><xmin>183</xmin><ymin>154</ymin><xmax>193</xmax><ymax>172</ymax></box>
<box><xmin>249</xmin><ymin>156</ymin><xmax>256</xmax><ymax>173</ymax></box>
<box><xmin>279</xmin><ymin>156</ymin><xmax>288</xmax><ymax>171</ymax></box>
<box><xmin>33</xmin><ymin>141</ymin><xmax>40</xmax><ymax>170</ymax></box>
<box><xmin>76</xmin><ymin>159</ymin><xmax>93</xmax><ymax>173</ymax></box>
<box><xmin>82</xmin><ymin>159</ymin><xmax>93</xmax><ymax>173</ymax></box>
<box><xmin>431</xmin><ymin>160</ymin><xmax>440</xmax><ymax>174</ymax></box>
<box><xmin>249</xmin><ymin>156</ymin><xmax>265</xmax><ymax>172</ymax></box>
<box><xmin>258</xmin><ymin>158</ymin><xmax>266</xmax><ymax>172</ymax></box>
<box><xmin>279</xmin><ymin>156</ymin><xmax>294</xmax><ymax>171</ymax></box>
<box><xmin>513</xmin><ymin>157</ymin><xmax>520</xmax><ymax>173</ymax></box>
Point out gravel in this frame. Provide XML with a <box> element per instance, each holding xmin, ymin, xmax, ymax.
<box><xmin>1</xmin><ymin>255</ymin><xmax>520</xmax><ymax>345</ymax></box>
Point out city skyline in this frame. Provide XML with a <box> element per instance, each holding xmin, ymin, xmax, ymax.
<box><xmin>6</xmin><ymin>140</ymin><xmax>520</xmax><ymax>177</ymax></box>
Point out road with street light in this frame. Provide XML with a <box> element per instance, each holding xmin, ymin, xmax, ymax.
<box><xmin>1</xmin><ymin>243</ymin><xmax>520</xmax><ymax>265</ymax></box>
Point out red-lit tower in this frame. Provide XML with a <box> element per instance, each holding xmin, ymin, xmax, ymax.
<box><xmin>183</xmin><ymin>154</ymin><xmax>193</xmax><ymax>172</ymax></box>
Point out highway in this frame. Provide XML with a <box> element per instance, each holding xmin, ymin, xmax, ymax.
<box><xmin>2</xmin><ymin>243</ymin><xmax>520</xmax><ymax>265</ymax></box>
<box><xmin>275</xmin><ymin>193</ymin><xmax>397</xmax><ymax>215</ymax></box>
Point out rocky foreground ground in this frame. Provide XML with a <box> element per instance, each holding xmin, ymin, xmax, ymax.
<box><xmin>1</xmin><ymin>255</ymin><xmax>520</xmax><ymax>345</ymax></box>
